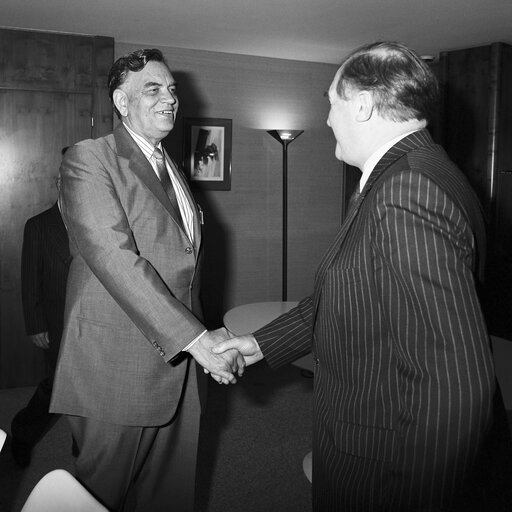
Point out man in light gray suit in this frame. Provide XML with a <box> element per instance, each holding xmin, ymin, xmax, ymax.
<box><xmin>215</xmin><ymin>42</ymin><xmax>512</xmax><ymax>511</ymax></box>
<box><xmin>50</xmin><ymin>48</ymin><xmax>243</xmax><ymax>511</ymax></box>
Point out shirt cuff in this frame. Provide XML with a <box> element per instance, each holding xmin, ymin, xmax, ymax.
<box><xmin>183</xmin><ymin>329</ymin><xmax>207</xmax><ymax>352</ymax></box>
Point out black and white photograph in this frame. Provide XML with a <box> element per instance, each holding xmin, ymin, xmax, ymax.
<box><xmin>183</xmin><ymin>118</ymin><xmax>232</xmax><ymax>190</ymax></box>
<box><xmin>1</xmin><ymin>4</ymin><xmax>512</xmax><ymax>512</ymax></box>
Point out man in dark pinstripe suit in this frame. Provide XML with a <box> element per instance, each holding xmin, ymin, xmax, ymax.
<box><xmin>215</xmin><ymin>42</ymin><xmax>512</xmax><ymax>511</ymax></box>
<box><xmin>11</xmin><ymin>159</ymin><xmax>72</xmax><ymax>467</ymax></box>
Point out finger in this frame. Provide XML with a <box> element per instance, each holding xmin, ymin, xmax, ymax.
<box><xmin>237</xmin><ymin>358</ymin><xmax>245</xmax><ymax>377</ymax></box>
<box><xmin>228</xmin><ymin>350</ymin><xmax>239</xmax><ymax>374</ymax></box>
<box><xmin>210</xmin><ymin>370</ymin><xmax>236</xmax><ymax>384</ymax></box>
<box><xmin>217</xmin><ymin>370</ymin><xmax>236</xmax><ymax>384</ymax></box>
<box><xmin>214</xmin><ymin>375</ymin><xmax>234</xmax><ymax>385</ymax></box>
<box><xmin>234</xmin><ymin>351</ymin><xmax>245</xmax><ymax>376</ymax></box>
<box><xmin>212</xmin><ymin>341</ymin><xmax>235</xmax><ymax>354</ymax></box>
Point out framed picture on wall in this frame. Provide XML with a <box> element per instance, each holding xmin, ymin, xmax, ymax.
<box><xmin>182</xmin><ymin>117</ymin><xmax>232</xmax><ymax>190</ymax></box>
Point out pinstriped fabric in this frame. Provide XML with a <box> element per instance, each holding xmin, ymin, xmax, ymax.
<box><xmin>255</xmin><ymin>130</ymin><xmax>499</xmax><ymax>511</ymax></box>
<box><xmin>21</xmin><ymin>203</ymin><xmax>71</xmax><ymax>342</ymax></box>
<box><xmin>255</xmin><ymin>297</ymin><xmax>315</xmax><ymax>366</ymax></box>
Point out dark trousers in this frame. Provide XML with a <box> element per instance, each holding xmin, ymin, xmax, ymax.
<box><xmin>11</xmin><ymin>349</ymin><xmax>59</xmax><ymax>449</ymax></box>
<box><xmin>68</xmin><ymin>363</ymin><xmax>201</xmax><ymax>512</ymax></box>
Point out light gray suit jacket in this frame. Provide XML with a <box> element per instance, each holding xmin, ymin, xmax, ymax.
<box><xmin>50</xmin><ymin>123</ymin><xmax>206</xmax><ymax>426</ymax></box>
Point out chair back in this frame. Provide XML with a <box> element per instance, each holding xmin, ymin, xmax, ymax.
<box><xmin>21</xmin><ymin>469</ymin><xmax>109</xmax><ymax>512</ymax></box>
<box><xmin>0</xmin><ymin>429</ymin><xmax>6</xmax><ymax>452</ymax></box>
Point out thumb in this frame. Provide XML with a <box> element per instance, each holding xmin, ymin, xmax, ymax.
<box><xmin>211</xmin><ymin>340</ymin><xmax>236</xmax><ymax>354</ymax></box>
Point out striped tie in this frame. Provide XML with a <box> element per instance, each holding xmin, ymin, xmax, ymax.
<box><xmin>153</xmin><ymin>148</ymin><xmax>181</xmax><ymax>221</ymax></box>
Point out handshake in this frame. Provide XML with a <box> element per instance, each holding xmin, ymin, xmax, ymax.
<box><xmin>186</xmin><ymin>328</ymin><xmax>263</xmax><ymax>384</ymax></box>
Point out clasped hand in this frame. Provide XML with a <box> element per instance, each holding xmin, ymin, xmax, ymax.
<box><xmin>187</xmin><ymin>328</ymin><xmax>263</xmax><ymax>385</ymax></box>
<box><xmin>30</xmin><ymin>332</ymin><xmax>50</xmax><ymax>350</ymax></box>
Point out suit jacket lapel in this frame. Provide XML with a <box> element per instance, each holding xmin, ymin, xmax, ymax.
<box><xmin>113</xmin><ymin>124</ymin><xmax>188</xmax><ymax>235</ymax></box>
<box><xmin>312</xmin><ymin>129</ymin><xmax>434</xmax><ymax>313</ymax></box>
<box><xmin>312</xmin><ymin>191</ymin><xmax>362</xmax><ymax>313</ymax></box>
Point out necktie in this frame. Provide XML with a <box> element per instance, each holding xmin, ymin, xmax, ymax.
<box><xmin>152</xmin><ymin>148</ymin><xmax>181</xmax><ymax>220</ymax></box>
<box><xmin>345</xmin><ymin>187</ymin><xmax>361</xmax><ymax>216</ymax></box>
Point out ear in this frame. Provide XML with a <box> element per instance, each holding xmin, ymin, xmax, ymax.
<box><xmin>113</xmin><ymin>89</ymin><xmax>129</xmax><ymax>117</ymax></box>
<box><xmin>355</xmin><ymin>90</ymin><xmax>374</xmax><ymax>122</ymax></box>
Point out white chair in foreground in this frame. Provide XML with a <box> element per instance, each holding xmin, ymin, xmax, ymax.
<box><xmin>21</xmin><ymin>469</ymin><xmax>109</xmax><ymax>512</ymax></box>
<box><xmin>303</xmin><ymin>450</ymin><xmax>312</xmax><ymax>483</ymax></box>
<box><xmin>0</xmin><ymin>428</ymin><xmax>6</xmax><ymax>452</ymax></box>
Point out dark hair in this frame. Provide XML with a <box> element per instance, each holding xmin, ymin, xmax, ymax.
<box><xmin>335</xmin><ymin>41</ymin><xmax>439</xmax><ymax>123</ymax></box>
<box><xmin>108</xmin><ymin>48</ymin><xmax>167</xmax><ymax>119</ymax></box>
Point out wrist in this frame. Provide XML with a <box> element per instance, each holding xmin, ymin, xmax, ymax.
<box><xmin>183</xmin><ymin>329</ymin><xmax>207</xmax><ymax>352</ymax></box>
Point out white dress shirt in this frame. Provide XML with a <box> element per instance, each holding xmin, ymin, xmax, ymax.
<box><xmin>123</xmin><ymin>123</ymin><xmax>195</xmax><ymax>243</ymax></box>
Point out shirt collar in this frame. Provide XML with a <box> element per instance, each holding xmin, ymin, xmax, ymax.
<box><xmin>359</xmin><ymin>129</ymin><xmax>419</xmax><ymax>192</ymax></box>
<box><xmin>123</xmin><ymin>122</ymin><xmax>161</xmax><ymax>160</ymax></box>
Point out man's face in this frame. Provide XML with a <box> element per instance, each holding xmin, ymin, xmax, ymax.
<box><xmin>326</xmin><ymin>71</ymin><xmax>358</xmax><ymax>165</ymax></box>
<box><xmin>117</xmin><ymin>60</ymin><xmax>179</xmax><ymax>146</ymax></box>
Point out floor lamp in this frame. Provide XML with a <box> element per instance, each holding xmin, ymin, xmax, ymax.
<box><xmin>267</xmin><ymin>129</ymin><xmax>304</xmax><ymax>301</ymax></box>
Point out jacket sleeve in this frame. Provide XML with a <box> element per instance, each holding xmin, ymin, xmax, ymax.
<box><xmin>371</xmin><ymin>169</ymin><xmax>495</xmax><ymax>507</ymax></box>
<box><xmin>21</xmin><ymin>215</ymin><xmax>47</xmax><ymax>335</ymax></box>
<box><xmin>254</xmin><ymin>296</ymin><xmax>314</xmax><ymax>368</ymax></box>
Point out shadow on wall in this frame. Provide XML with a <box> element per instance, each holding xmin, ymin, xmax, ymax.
<box><xmin>163</xmin><ymin>71</ymin><xmax>231</xmax><ymax>328</ymax></box>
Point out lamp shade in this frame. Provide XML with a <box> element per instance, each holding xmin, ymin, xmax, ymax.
<box><xmin>267</xmin><ymin>130</ymin><xmax>304</xmax><ymax>145</ymax></box>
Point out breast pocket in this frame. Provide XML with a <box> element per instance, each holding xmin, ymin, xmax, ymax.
<box><xmin>321</xmin><ymin>266</ymin><xmax>364</xmax><ymax>317</ymax></box>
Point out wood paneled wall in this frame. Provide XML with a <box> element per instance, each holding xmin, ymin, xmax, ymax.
<box><xmin>437</xmin><ymin>43</ymin><xmax>512</xmax><ymax>340</ymax></box>
<box><xmin>116</xmin><ymin>43</ymin><xmax>342</xmax><ymax>326</ymax></box>
<box><xmin>0</xmin><ymin>29</ymin><xmax>113</xmax><ymax>387</ymax></box>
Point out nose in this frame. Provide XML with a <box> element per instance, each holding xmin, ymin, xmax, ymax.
<box><xmin>161</xmin><ymin>88</ymin><xmax>178</xmax><ymax>105</ymax></box>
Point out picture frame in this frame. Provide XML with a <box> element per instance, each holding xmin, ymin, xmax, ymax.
<box><xmin>182</xmin><ymin>117</ymin><xmax>232</xmax><ymax>190</ymax></box>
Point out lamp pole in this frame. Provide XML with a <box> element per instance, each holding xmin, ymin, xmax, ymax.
<box><xmin>267</xmin><ymin>130</ymin><xmax>304</xmax><ymax>301</ymax></box>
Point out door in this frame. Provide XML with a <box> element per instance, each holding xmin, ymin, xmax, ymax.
<box><xmin>0</xmin><ymin>29</ymin><xmax>113</xmax><ymax>387</ymax></box>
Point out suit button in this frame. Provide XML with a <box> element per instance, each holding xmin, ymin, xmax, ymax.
<box><xmin>185</xmin><ymin>247</ymin><xmax>193</xmax><ymax>254</ymax></box>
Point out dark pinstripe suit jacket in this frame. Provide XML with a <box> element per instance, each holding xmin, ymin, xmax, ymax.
<box><xmin>255</xmin><ymin>130</ymin><xmax>505</xmax><ymax>511</ymax></box>
<box><xmin>21</xmin><ymin>202</ymin><xmax>71</xmax><ymax>359</ymax></box>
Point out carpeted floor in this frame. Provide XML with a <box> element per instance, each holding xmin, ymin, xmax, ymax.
<box><xmin>0</xmin><ymin>361</ymin><xmax>313</xmax><ymax>512</ymax></box>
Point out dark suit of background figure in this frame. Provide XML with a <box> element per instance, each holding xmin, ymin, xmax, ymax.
<box><xmin>255</xmin><ymin>129</ymin><xmax>512</xmax><ymax>511</ymax></box>
<box><xmin>11</xmin><ymin>202</ymin><xmax>71</xmax><ymax>464</ymax></box>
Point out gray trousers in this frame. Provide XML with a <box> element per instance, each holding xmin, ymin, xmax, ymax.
<box><xmin>67</xmin><ymin>363</ymin><xmax>201</xmax><ymax>512</ymax></box>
